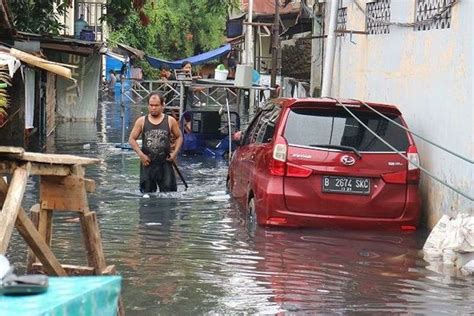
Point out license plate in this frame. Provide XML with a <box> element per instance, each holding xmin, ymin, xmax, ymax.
<box><xmin>322</xmin><ymin>176</ymin><xmax>371</xmax><ymax>195</ymax></box>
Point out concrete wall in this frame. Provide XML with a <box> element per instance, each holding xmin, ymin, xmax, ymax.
<box><xmin>327</xmin><ymin>0</ymin><xmax>473</xmax><ymax>227</ymax></box>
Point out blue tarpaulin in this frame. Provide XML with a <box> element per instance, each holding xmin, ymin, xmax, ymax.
<box><xmin>145</xmin><ymin>44</ymin><xmax>232</xmax><ymax>69</ymax></box>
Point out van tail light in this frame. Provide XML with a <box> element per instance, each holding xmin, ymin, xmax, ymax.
<box><xmin>406</xmin><ymin>145</ymin><xmax>420</xmax><ymax>184</ymax></box>
<box><xmin>269</xmin><ymin>136</ymin><xmax>287</xmax><ymax>176</ymax></box>
<box><xmin>268</xmin><ymin>136</ymin><xmax>313</xmax><ymax>178</ymax></box>
<box><xmin>381</xmin><ymin>145</ymin><xmax>420</xmax><ymax>184</ymax></box>
<box><xmin>286</xmin><ymin>163</ymin><xmax>313</xmax><ymax>178</ymax></box>
<box><xmin>381</xmin><ymin>170</ymin><xmax>407</xmax><ymax>184</ymax></box>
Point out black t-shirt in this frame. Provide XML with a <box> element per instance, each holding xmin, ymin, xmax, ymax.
<box><xmin>141</xmin><ymin>115</ymin><xmax>171</xmax><ymax>163</ymax></box>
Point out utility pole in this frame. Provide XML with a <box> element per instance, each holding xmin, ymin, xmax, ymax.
<box><xmin>244</xmin><ymin>0</ymin><xmax>254</xmax><ymax>66</ymax></box>
<box><xmin>270</xmin><ymin>0</ymin><xmax>280</xmax><ymax>97</ymax></box>
<box><xmin>321</xmin><ymin>0</ymin><xmax>339</xmax><ymax>97</ymax></box>
<box><xmin>310</xmin><ymin>3</ymin><xmax>322</xmax><ymax>97</ymax></box>
<box><xmin>244</xmin><ymin>0</ymin><xmax>255</xmax><ymax>115</ymax></box>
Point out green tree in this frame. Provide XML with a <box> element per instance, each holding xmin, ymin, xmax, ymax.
<box><xmin>6</xmin><ymin>0</ymin><xmax>236</xmax><ymax>78</ymax></box>
<box><xmin>106</xmin><ymin>0</ymin><xmax>237</xmax><ymax>28</ymax></box>
<box><xmin>7</xmin><ymin>0</ymin><xmax>71</xmax><ymax>35</ymax></box>
<box><xmin>108</xmin><ymin>0</ymin><xmax>236</xmax><ymax>78</ymax></box>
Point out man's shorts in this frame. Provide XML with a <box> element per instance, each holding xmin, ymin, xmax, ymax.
<box><xmin>140</xmin><ymin>161</ymin><xmax>177</xmax><ymax>193</ymax></box>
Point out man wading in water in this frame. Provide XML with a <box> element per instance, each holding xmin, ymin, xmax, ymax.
<box><xmin>129</xmin><ymin>92</ymin><xmax>183</xmax><ymax>193</ymax></box>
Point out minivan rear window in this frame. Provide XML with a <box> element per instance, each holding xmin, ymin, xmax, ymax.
<box><xmin>284</xmin><ymin>108</ymin><xmax>410</xmax><ymax>152</ymax></box>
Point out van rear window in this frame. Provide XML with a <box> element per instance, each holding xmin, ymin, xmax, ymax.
<box><xmin>284</xmin><ymin>108</ymin><xmax>410</xmax><ymax>152</ymax></box>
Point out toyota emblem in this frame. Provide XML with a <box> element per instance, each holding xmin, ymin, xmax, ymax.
<box><xmin>341</xmin><ymin>155</ymin><xmax>355</xmax><ymax>166</ymax></box>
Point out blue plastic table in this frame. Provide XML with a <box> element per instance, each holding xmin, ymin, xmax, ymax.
<box><xmin>0</xmin><ymin>276</ymin><xmax>121</xmax><ymax>316</ymax></box>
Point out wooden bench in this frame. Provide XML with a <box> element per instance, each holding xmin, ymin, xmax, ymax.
<box><xmin>0</xmin><ymin>146</ymin><xmax>123</xmax><ymax>315</ymax></box>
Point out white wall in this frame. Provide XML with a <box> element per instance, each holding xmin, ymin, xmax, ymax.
<box><xmin>328</xmin><ymin>0</ymin><xmax>473</xmax><ymax>227</ymax></box>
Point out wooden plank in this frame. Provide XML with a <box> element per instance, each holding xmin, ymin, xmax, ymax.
<box><xmin>40</xmin><ymin>43</ymin><xmax>95</xmax><ymax>56</ymax></box>
<box><xmin>31</xmin><ymin>263</ymin><xmax>94</xmax><ymax>276</ymax></box>
<box><xmin>0</xmin><ymin>161</ymin><xmax>72</xmax><ymax>176</ymax></box>
<box><xmin>10</xmin><ymin>48</ymin><xmax>73</xmax><ymax>80</ymax></box>
<box><xmin>118</xmin><ymin>296</ymin><xmax>125</xmax><ymax>316</ymax></box>
<box><xmin>0</xmin><ymin>175</ymin><xmax>7</xmax><ymax>206</ymax></box>
<box><xmin>0</xmin><ymin>146</ymin><xmax>24</xmax><ymax>156</ymax></box>
<box><xmin>0</xmin><ymin>164</ymin><xmax>29</xmax><ymax>254</ymax></box>
<box><xmin>101</xmin><ymin>265</ymin><xmax>116</xmax><ymax>275</ymax></box>
<box><xmin>80</xmin><ymin>211</ymin><xmax>107</xmax><ymax>273</ymax></box>
<box><xmin>0</xmin><ymin>161</ymin><xmax>17</xmax><ymax>174</ymax></box>
<box><xmin>15</xmin><ymin>208</ymin><xmax>67</xmax><ymax>276</ymax></box>
<box><xmin>40</xmin><ymin>175</ymin><xmax>89</xmax><ymax>212</ymax></box>
<box><xmin>38</xmin><ymin>208</ymin><xmax>53</xmax><ymax>246</ymax></box>
<box><xmin>71</xmin><ymin>164</ymin><xmax>85</xmax><ymax>177</ymax></box>
<box><xmin>27</xmin><ymin>204</ymin><xmax>41</xmax><ymax>273</ymax></box>
<box><xmin>84</xmin><ymin>178</ymin><xmax>96</xmax><ymax>193</ymax></box>
<box><xmin>19</xmin><ymin>152</ymin><xmax>100</xmax><ymax>165</ymax></box>
<box><xmin>42</xmin><ymin>59</ymin><xmax>79</xmax><ymax>69</ymax></box>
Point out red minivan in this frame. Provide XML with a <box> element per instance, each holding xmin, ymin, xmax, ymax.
<box><xmin>227</xmin><ymin>98</ymin><xmax>421</xmax><ymax>230</ymax></box>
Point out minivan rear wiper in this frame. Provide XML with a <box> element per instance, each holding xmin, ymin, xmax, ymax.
<box><xmin>309</xmin><ymin>144</ymin><xmax>362</xmax><ymax>159</ymax></box>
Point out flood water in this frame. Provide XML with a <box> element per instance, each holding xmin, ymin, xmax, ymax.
<box><xmin>7</xmin><ymin>99</ymin><xmax>474</xmax><ymax>315</ymax></box>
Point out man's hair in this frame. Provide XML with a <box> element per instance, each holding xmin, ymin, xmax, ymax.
<box><xmin>148</xmin><ymin>92</ymin><xmax>164</xmax><ymax>105</ymax></box>
<box><xmin>181</xmin><ymin>61</ymin><xmax>191</xmax><ymax>68</ymax></box>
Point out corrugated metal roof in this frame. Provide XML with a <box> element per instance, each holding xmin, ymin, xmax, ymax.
<box><xmin>15</xmin><ymin>32</ymin><xmax>106</xmax><ymax>56</ymax></box>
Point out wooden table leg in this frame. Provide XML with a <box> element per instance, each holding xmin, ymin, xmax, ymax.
<box><xmin>16</xmin><ymin>208</ymin><xmax>67</xmax><ymax>276</ymax></box>
<box><xmin>0</xmin><ymin>165</ymin><xmax>29</xmax><ymax>254</ymax></box>
<box><xmin>80</xmin><ymin>211</ymin><xmax>107</xmax><ymax>274</ymax></box>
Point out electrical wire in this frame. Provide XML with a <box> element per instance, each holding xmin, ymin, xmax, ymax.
<box><xmin>327</xmin><ymin>97</ymin><xmax>473</xmax><ymax>201</ymax></box>
<box><xmin>352</xmin><ymin>98</ymin><xmax>474</xmax><ymax>164</ymax></box>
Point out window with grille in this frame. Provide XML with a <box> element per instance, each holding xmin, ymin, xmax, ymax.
<box><xmin>366</xmin><ymin>0</ymin><xmax>391</xmax><ymax>35</ymax></box>
<box><xmin>337</xmin><ymin>7</ymin><xmax>347</xmax><ymax>31</ymax></box>
<box><xmin>415</xmin><ymin>0</ymin><xmax>453</xmax><ymax>31</ymax></box>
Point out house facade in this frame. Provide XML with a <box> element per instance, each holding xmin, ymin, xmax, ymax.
<box><xmin>0</xmin><ymin>1</ymin><xmax>106</xmax><ymax>149</ymax></box>
<box><xmin>322</xmin><ymin>0</ymin><xmax>473</xmax><ymax>226</ymax></box>
<box><xmin>61</xmin><ymin>0</ymin><xmax>108</xmax><ymax>42</ymax></box>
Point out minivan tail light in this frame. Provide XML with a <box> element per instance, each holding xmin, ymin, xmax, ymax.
<box><xmin>381</xmin><ymin>170</ymin><xmax>407</xmax><ymax>184</ymax></box>
<box><xmin>269</xmin><ymin>158</ymin><xmax>286</xmax><ymax>176</ymax></box>
<box><xmin>286</xmin><ymin>163</ymin><xmax>313</xmax><ymax>178</ymax></box>
<box><xmin>273</xmin><ymin>143</ymin><xmax>287</xmax><ymax>162</ymax></box>
<box><xmin>407</xmin><ymin>145</ymin><xmax>420</xmax><ymax>184</ymax></box>
<box><xmin>269</xmin><ymin>136</ymin><xmax>287</xmax><ymax>176</ymax></box>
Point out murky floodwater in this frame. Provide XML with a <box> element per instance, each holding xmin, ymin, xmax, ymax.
<box><xmin>7</xmin><ymin>99</ymin><xmax>474</xmax><ymax>315</ymax></box>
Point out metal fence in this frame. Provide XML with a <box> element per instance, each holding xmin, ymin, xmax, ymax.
<box><xmin>119</xmin><ymin>79</ymin><xmax>238</xmax><ymax>110</ymax></box>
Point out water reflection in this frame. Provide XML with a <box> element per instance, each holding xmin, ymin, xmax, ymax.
<box><xmin>252</xmin><ymin>229</ymin><xmax>421</xmax><ymax>313</ymax></box>
<box><xmin>6</xmin><ymin>100</ymin><xmax>474</xmax><ymax>315</ymax></box>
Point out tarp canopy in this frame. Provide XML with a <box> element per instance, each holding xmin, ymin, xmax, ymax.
<box><xmin>105</xmin><ymin>51</ymin><xmax>127</xmax><ymax>63</ymax></box>
<box><xmin>145</xmin><ymin>44</ymin><xmax>231</xmax><ymax>69</ymax></box>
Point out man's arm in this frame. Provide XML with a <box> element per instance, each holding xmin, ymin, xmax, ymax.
<box><xmin>167</xmin><ymin>116</ymin><xmax>183</xmax><ymax>161</ymax></box>
<box><xmin>129</xmin><ymin>116</ymin><xmax>151</xmax><ymax>166</ymax></box>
